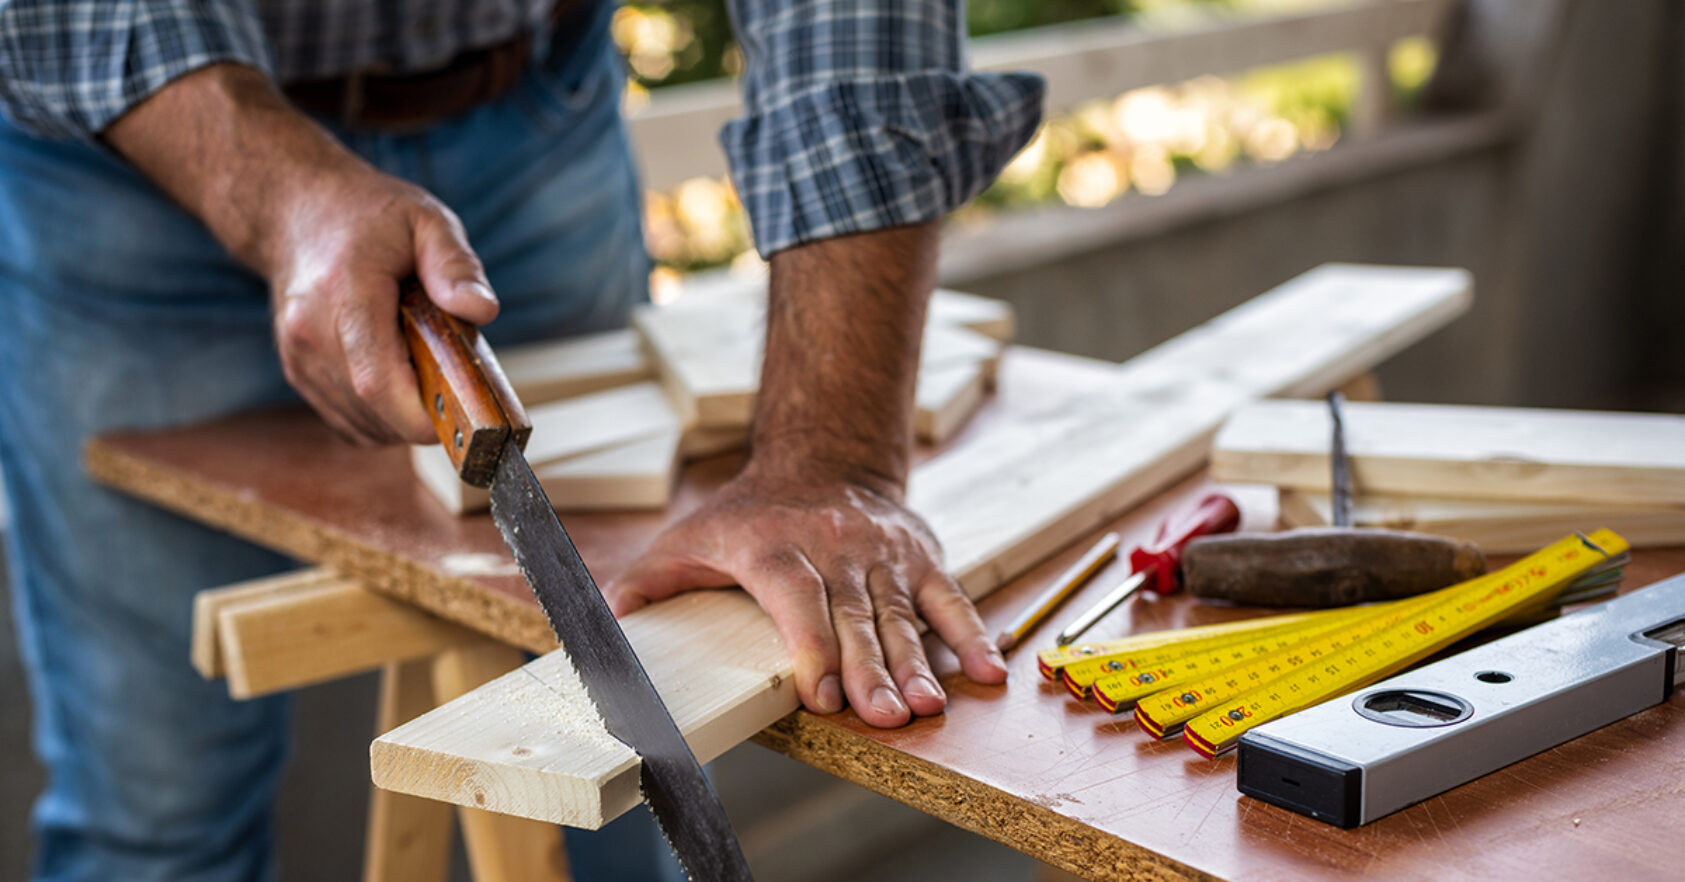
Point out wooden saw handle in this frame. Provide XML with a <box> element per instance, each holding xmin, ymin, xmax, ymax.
<box><xmin>398</xmin><ymin>279</ymin><xmax>531</xmax><ymax>488</ymax></box>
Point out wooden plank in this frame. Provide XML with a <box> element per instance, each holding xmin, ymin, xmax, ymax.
<box><xmin>678</xmin><ymin>424</ymin><xmax>751</xmax><ymax>460</ymax></box>
<box><xmin>364</xmin><ymin>659</ymin><xmax>455</xmax><ymax>882</ymax></box>
<box><xmin>1211</xmin><ymin>400</ymin><xmax>1685</xmax><ymax>506</ymax></box>
<box><xmin>371</xmin><ymin>264</ymin><xmax>1474</xmax><ymax>829</ymax></box>
<box><xmin>928</xmin><ymin>289</ymin><xmax>1018</xmax><ymax>342</ymax></box>
<box><xmin>431</xmin><ymin>641</ymin><xmax>572</xmax><ymax>882</ymax></box>
<box><xmin>191</xmin><ymin>568</ymin><xmax>342</xmax><ymax>679</ymax></box>
<box><xmin>416</xmin><ymin>429</ymin><xmax>682</xmax><ymax>515</ymax></box>
<box><xmin>413</xmin><ymin>382</ymin><xmax>683</xmax><ymax>513</ymax></box>
<box><xmin>1278</xmin><ymin>488</ymin><xmax>1685</xmax><ymax>554</ymax></box>
<box><xmin>543</xmin><ymin>430</ymin><xmax>681</xmax><ymax>511</ymax></box>
<box><xmin>916</xmin><ymin>359</ymin><xmax>988</xmax><ymax>444</ymax></box>
<box><xmin>1337</xmin><ymin>370</ymin><xmax>1384</xmax><ymax>403</ymax></box>
<box><xmin>372</xmin><ymin>589</ymin><xmax>790</xmax><ymax>829</ymax></box>
<box><xmin>925</xmin><ymin>265</ymin><xmax>1473</xmax><ymax>597</ymax></box>
<box><xmin>633</xmin><ymin>293</ymin><xmax>1008</xmax><ymax>431</ymax></box>
<box><xmin>633</xmin><ymin>298</ymin><xmax>760</xmax><ymax>428</ymax></box>
<box><xmin>218</xmin><ymin>573</ymin><xmax>478</xmax><ymax>699</ymax></box>
<box><xmin>498</xmin><ymin>329</ymin><xmax>651</xmax><ymax>405</ymax></box>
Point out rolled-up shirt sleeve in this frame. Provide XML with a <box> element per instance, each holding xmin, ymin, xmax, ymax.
<box><xmin>721</xmin><ymin>0</ymin><xmax>1043</xmax><ymax>257</ymax></box>
<box><xmin>0</xmin><ymin>0</ymin><xmax>273</xmax><ymax>140</ymax></box>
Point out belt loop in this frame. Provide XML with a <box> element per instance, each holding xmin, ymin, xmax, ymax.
<box><xmin>340</xmin><ymin>71</ymin><xmax>366</xmax><ymax>128</ymax></box>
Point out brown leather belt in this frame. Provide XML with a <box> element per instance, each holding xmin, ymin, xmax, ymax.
<box><xmin>282</xmin><ymin>32</ymin><xmax>535</xmax><ymax>132</ymax></box>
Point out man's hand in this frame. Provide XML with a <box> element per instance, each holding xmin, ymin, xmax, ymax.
<box><xmin>607</xmin><ymin>224</ymin><xmax>1008</xmax><ymax>728</ymax></box>
<box><xmin>105</xmin><ymin>63</ymin><xmax>495</xmax><ymax>444</ymax></box>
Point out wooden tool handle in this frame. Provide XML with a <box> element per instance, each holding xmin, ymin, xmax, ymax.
<box><xmin>398</xmin><ymin>279</ymin><xmax>531</xmax><ymax>488</ymax></box>
<box><xmin>1181</xmin><ymin>528</ymin><xmax>1487</xmax><ymax>607</ymax></box>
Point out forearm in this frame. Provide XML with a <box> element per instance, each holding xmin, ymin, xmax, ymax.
<box><xmin>106</xmin><ymin>62</ymin><xmax>496</xmax><ymax>446</ymax></box>
<box><xmin>749</xmin><ymin>222</ymin><xmax>940</xmax><ymax>497</ymax></box>
<box><xmin>104</xmin><ymin>62</ymin><xmax>364</xmax><ymax>275</ymax></box>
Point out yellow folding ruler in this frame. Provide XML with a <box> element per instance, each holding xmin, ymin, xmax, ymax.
<box><xmin>1038</xmin><ymin>530</ymin><xmax>1631</xmax><ymax>758</ymax></box>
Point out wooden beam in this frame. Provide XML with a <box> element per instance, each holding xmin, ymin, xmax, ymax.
<box><xmin>542</xmin><ymin>430</ymin><xmax>682</xmax><ymax>512</ymax></box>
<box><xmin>413</xmin><ymin>381</ymin><xmax>683</xmax><ymax>513</ymax></box>
<box><xmin>678</xmin><ymin>424</ymin><xmax>751</xmax><ymax>460</ymax></box>
<box><xmin>1336</xmin><ymin>371</ymin><xmax>1384</xmax><ymax>403</ymax></box>
<box><xmin>498</xmin><ymin>329</ymin><xmax>651</xmax><ymax>405</ymax></box>
<box><xmin>1212</xmin><ymin>400</ymin><xmax>1685</xmax><ymax>506</ymax></box>
<box><xmin>916</xmin><ymin>360</ymin><xmax>988</xmax><ymax>444</ymax></box>
<box><xmin>632</xmin><ymin>297</ymin><xmax>760</xmax><ymax>428</ymax></box>
<box><xmin>633</xmin><ymin>293</ymin><xmax>1006</xmax><ymax>431</ymax></box>
<box><xmin>1278</xmin><ymin>489</ymin><xmax>1685</xmax><ymax>554</ymax></box>
<box><xmin>364</xmin><ymin>659</ymin><xmax>455</xmax><ymax>882</ymax></box>
<box><xmin>191</xmin><ymin>568</ymin><xmax>343</xmax><ymax>679</ymax></box>
<box><xmin>371</xmin><ymin>264</ymin><xmax>1474</xmax><ymax>828</ymax></box>
<box><xmin>928</xmin><ymin>289</ymin><xmax>1018</xmax><ymax>342</ymax></box>
<box><xmin>217</xmin><ymin>572</ymin><xmax>479</xmax><ymax>699</ymax></box>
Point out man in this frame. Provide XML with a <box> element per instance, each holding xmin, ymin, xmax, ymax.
<box><xmin>0</xmin><ymin>0</ymin><xmax>1041</xmax><ymax>877</ymax></box>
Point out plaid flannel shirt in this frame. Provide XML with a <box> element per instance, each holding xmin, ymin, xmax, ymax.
<box><xmin>0</xmin><ymin>0</ymin><xmax>1042</xmax><ymax>256</ymax></box>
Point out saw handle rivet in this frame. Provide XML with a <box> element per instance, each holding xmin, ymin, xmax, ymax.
<box><xmin>434</xmin><ymin>392</ymin><xmax>444</xmax><ymax>416</ymax></box>
<box><xmin>454</xmin><ymin>428</ymin><xmax>463</xmax><ymax>449</ymax></box>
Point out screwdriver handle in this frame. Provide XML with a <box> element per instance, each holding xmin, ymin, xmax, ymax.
<box><xmin>398</xmin><ymin>279</ymin><xmax>531</xmax><ymax>488</ymax></box>
<box><xmin>1128</xmin><ymin>492</ymin><xmax>1241</xmax><ymax>595</ymax></box>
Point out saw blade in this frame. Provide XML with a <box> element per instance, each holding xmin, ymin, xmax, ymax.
<box><xmin>487</xmin><ymin>437</ymin><xmax>752</xmax><ymax>880</ymax></box>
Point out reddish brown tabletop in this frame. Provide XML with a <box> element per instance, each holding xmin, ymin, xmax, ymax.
<box><xmin>86</xmin><ymin>348</ymin><xmax>1685</xmax><ymax>881</ymax></box>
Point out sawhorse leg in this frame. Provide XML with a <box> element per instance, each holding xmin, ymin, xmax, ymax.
<box><xmin>432</xmin><ymin>640</ymin><xmax>573</xmax><ymax>882</ymax></box>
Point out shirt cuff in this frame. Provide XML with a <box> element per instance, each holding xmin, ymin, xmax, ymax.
<box><xmin>0</xmin><ymin>1</ymin><xmax>273</xmax><ymax>140</ymax></box>
<box><xmin>720</xmin><ymin>69</ymin><xmax>1045</xmax><ymax>257</ymax></box>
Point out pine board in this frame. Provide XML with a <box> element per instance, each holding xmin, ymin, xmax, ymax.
<box><xmin>412</xmin><ymin>382</ymin><xmax>682</xmax><ymax>513</ymax></box>
<box><xmin>633</xmin><ymin>293</ymin><xmax>1007</xmax><ymax>430</ymax></box>
<box><xmin>218</xmin><ymin>574</ymin><xmax>477</xmax><ymax>699</ymax></box>
<box><xmin>1278</xmin><ymin>488</ymin><xmax>1685</xmax><ymax>553</ymax></box>
<box><xmin>1212</xmin><ymin>400</ymin><xmax>1685</xmax><ymax>506</ymax></box>
<box><xmin>915</xmin><ymin>359</ymin><xmax>989</xmax><ymax>444</ymax></box>
<box><xmin>497</xmin><ymin>328</ymin><xmax>651</xmax><ymax>404</ymax></box>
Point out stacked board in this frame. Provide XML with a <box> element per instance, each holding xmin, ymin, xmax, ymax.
<box><xmin>1212</xmin><ymin>400</ymin><xmax>1685</xmax><ymax>551</ymax></box>
<box><xmin>632</xmin><ymin>287</ymin><xmax>1010</xmax><ymax>437</ymax></box>
<box><xmin>371</xmin><ymin>264</ymin><xmax>1475</xmax><ymax>828</ymax></box>
<box><xmin>412</xmin><ymin>288</ymin><xmax>1017</xmax><ymax>513</ymax></box>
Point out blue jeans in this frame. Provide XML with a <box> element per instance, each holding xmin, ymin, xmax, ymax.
<box><xmin>0</xmin><ymin>10</ymin><xmax>676</xmax><ymax>880</ymax></box>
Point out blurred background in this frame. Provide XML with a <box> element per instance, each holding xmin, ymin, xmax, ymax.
<box><xmin>3</xmin><ymin>0</ymin><xmax>1681</xmax><ymax>879</ymax></box>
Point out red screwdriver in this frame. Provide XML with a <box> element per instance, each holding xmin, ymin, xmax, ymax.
<box><xmin>1054</xmin><ymin>493</ymin><xmax>1241</xmax><ymax>645</ymax></box>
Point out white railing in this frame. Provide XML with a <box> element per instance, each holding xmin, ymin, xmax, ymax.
<box><xmin>627</xmin><ymin>0</ymin><xmax>1455</xmax><ymax>192</ymax></box>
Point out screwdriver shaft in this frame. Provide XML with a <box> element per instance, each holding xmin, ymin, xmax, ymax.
<box><xmin>1056</xmin><ymin>567</ymin><xmax>1153</xmax><ymax>646</ymax></box>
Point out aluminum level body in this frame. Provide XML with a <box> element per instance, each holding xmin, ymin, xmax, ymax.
<box><xmin>1237</xmin><ymin>572</ymin><xmax>1685</xmax><ymax>827</ymax></box>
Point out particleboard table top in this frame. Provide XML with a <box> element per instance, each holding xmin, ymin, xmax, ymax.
<box><xmin>86</xmin><ymin>348</ymin><xmax>1685</xmax><ymax>881</ymax></box>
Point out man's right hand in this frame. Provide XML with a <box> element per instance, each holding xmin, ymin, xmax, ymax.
<box><xmin>104</xmin><ymin>62</ymin><xmax>497</xmax><ymax>445</ymax></box>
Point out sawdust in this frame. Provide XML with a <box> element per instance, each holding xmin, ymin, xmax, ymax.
<box><xmin>507</xmin><ymin>654</ymin><xmax>622</xmax><ymax>758</ymax></box>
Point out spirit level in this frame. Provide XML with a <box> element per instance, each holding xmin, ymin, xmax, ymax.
<box><xmin>1237</xmin><ymin>569</ymin><xmax>1685</xmax><ymax>827</ymax></box>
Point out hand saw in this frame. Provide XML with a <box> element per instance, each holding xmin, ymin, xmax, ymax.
<box><xmin>398</xmin><ymin>282</ymin><xmax>753</xmax><ymax>880</ymax></box>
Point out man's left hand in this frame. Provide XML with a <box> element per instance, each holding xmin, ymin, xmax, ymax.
<box><xmin>606</xmin><ymin>462</ymin><xmax>1007</xmax><ymax>729</ymax></box>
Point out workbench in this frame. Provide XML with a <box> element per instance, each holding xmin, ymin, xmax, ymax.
<box><xmin>86</xmin><ymin>346</ymin><xmax>1685</xmax><ymax>881</ymax></box>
